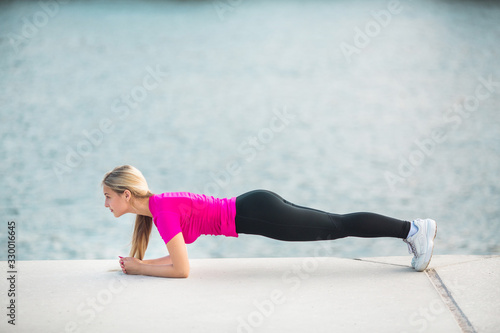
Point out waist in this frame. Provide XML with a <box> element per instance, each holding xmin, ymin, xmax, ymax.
<box><xmin>188</xmin><ymin>196</ymin><xmax>237</xmax><ymax>237</ymax></box>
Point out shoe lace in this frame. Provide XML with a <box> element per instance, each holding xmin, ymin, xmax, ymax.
<box><xmin>404</xmin><ymin>238</ymin><xmax>417</xmax><ymax>256</ymax></box>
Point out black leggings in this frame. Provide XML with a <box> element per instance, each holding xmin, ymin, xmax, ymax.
<box><xmin>235</xmin><ymin>190</ymin><xmax>410</xmax><ymax>241</ymax></box>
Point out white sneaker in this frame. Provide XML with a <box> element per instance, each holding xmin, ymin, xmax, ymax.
<box><xmin>404</xmin><ymin>219</ymin><xmax>437</xmax><ymax>272</ymax></box>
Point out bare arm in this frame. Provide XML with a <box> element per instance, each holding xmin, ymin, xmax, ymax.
<box><xmin>142</xmin><ymin>255</ymin><xmax>172</xmax><ymax>265</ymax></box>
<box><xmin>120</xmin><ymin>233</ymin><xmax>189</xmax><ymax>278</ymax></box>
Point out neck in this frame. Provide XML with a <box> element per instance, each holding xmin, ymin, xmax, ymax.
<box><xmin>129</xmin><ymin>195</ymin><xmax>153</xmax><ymax>217</ymax></box>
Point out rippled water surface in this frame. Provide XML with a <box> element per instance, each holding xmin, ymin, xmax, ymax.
<box><xmin>1</xmin><ymin>0</ymin><xmax>499</xmax><ymax>260</ymax></box>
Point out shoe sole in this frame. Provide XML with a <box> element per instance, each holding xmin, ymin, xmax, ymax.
<box><xmin>415</xmin><ymin>219</ymin><xmax>437</xmax><ymax>272</ymax></box>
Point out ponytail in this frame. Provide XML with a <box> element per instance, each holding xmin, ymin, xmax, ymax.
<box><xmin>130</xmin><ymin>214</ymin><xmax>153</xmax><ymax>260</ymax></box>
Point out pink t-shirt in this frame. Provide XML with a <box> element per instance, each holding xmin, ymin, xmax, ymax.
<box><xmin>148</xmin><ymin>192</ymin><xmax>238</xmax><ymax>244</ymax></box>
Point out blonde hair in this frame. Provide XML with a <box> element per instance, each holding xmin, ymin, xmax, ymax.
<box><xmin>102</xmin><ymin>165</ymin><xmax>153</xmax><ymax>260</ymax></box>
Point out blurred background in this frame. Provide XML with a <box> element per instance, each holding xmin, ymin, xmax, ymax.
<box><xmin>1</xmin><ymin>0</ymin><xmax>499</xmax><ymax>261</ymax></box>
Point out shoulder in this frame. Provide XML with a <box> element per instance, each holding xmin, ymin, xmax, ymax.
<box><xmin>153</xmin><ymin>192</ymin><xmax>198</xmax><ymax>200</ymax></box>
<box><xmin>150</xmin><ymin>192</ymin><xmax>198</xmax><ymax>216</ymax></box>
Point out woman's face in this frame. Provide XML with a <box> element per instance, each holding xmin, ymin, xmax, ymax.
<box><xmin>103</xmin><ymin>186</ymin><xmax>129</xmax><ymax>217</ymax></box>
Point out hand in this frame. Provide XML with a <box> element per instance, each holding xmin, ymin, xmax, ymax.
<box><xmin>119</xmin><ymin>256</ymin><xmax>143</xmax><ymax>275</ymax></box>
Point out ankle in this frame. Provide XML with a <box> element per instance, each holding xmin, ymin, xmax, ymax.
<box><xmin>407</xmin><ymin>220</ymin><xmax>419</xmax><ymax>238</ymax></box>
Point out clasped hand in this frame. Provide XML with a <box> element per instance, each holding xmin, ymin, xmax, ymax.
<box><xmin>119</xmin><ymin>256</ymin><xmax>142</xmax><ymax>275</ymax></box>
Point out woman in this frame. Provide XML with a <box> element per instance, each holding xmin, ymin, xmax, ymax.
<box><xmin>103</xmin><ymin>165</ymin><xmax>437</xmax><ymax>278</ymax></box>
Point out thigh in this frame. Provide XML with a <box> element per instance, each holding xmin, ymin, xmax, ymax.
<box><xmin>235</xmin><ymin>190</ymin><xmax>340</xmax><ymax>241</ymax></box>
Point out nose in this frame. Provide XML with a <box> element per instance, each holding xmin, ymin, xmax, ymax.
<box><xmin>104</xmin><ymin>200</ymin><xmax>109</xmax><ymax>208</ymax></box>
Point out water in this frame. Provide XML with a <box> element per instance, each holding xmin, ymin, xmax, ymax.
<box><xmin>1</xmin><ymin>0</ymin><xmax>499</xmax><ymax>261</ymax></box>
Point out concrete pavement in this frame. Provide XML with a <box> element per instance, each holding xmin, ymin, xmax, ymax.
<box><xmin>1</xmin><ymin>255</ymin><xmax>498</xmax><ymax>333</ymax></box>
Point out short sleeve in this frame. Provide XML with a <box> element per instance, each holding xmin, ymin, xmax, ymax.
<box><xmin>154</xmin><ymin>211</ymin><xmax>182</xmax><ymax>244</ymax></box>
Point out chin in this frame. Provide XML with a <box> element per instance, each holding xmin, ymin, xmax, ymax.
<box><xmin>113</xmin><ymin>211</ymin><xmax>125</xmax><ymax>218</ymax></box>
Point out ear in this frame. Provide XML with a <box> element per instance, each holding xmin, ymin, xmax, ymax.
<box><xmin>123</xmin><ymin>189</ymin><xmax>132</xmax><ymax>201</ymax></box>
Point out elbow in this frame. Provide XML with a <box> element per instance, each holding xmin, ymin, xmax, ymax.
<box><xmin>181</xmin><ymin>264</ymin><xmax>190</xmax><ymax>278</ymax></box>
<box><xmin>174</xmin><ymin>264</ymin><xmax>189</xmax><ymax>279</ymax></box>
<box><xmin>177</xmin><ymin>267</ymin><xmax>189</xmax><ymax>278</ymax></box>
